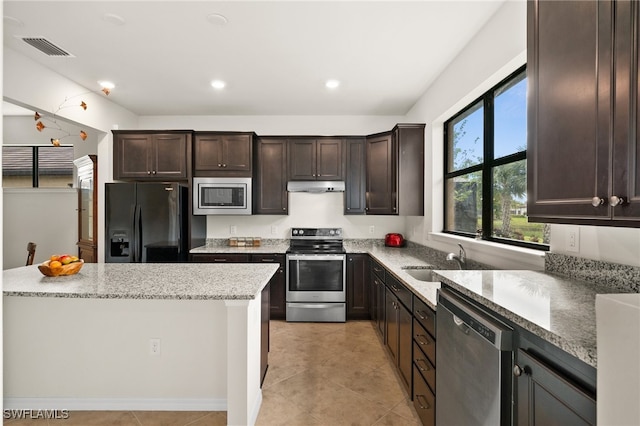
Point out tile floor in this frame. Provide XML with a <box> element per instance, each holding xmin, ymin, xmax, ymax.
<box><xmin>4</xmin><ymin>320</ymin><xmax>421</xmax><ymax>426</ymax></box>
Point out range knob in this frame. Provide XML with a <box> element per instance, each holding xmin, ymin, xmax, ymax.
<box><xmin>329</xmin><ymin>230</ymin><xmax>335</xmax><ymax>235</ymax></box>
<box><xmin>299</xmin><ymin>230</ymin><xmax>304</xmax><ymax>235</ymax></box>
<box><xmin>292</xmin><ymin>229</ymin><xmax>298</xmax><ymax>235</ymax></box>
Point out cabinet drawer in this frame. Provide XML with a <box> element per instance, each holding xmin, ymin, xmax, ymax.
<box><xmin>251</xmin><ymin>254</ymin><xmax>284</xmax><ymax>264</ymax></box>
<box><xmin>413</xmin><ymin>319</ymin><xmax>435</xmax><ymax>365</ymax></box>
<box><xmin>414</xmin><ymin>341</ymin><xmax>436</xmax><ymax>392</ymax></box>
<box><xmin>190</xmin><ymin>254</ymin><xmax>250</xmax><ymax>263</ymax></box>
<box><xmin>413</xmin><ymin>365</ymin><xmax>436</xmax><ymax>426</ymax></box>
<box><xmin>386</xmin><ymin>276</ymin><xmax>412</xmax><ymax>311</ymax></box>
<box><xmin>413</xmin><ymin>296</ymin><xmax>436</xmax><ymax>337</ymax></box>
<box><xmin>371</xmin><ymin>259</ymin><xmax>385</xmax><ymax>282</ymax></box>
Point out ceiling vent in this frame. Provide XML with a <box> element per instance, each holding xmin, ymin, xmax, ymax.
<box><xmin>20</xmin><ymin>37</ymin><xmax>74</xmax><ymax>57</ymax></box>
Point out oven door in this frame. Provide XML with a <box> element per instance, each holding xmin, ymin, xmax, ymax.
<box><xmin>286</xmin><ymin>253</ymin><xmax>346</xmax><ymax>303</ymax></box>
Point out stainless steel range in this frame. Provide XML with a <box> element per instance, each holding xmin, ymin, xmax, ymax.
<box><xmin>286</xmin><ymin>227</ymin><xmax>346</xmax><ymax>322</ymax></box>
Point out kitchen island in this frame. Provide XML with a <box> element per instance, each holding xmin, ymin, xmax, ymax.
<box><xmin>3</xmin><ymin>262</ymin><xmax>278</xmax><ymax>426</ymax></box>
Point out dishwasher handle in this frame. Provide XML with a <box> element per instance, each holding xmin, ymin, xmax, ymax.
<box><xmin>438</xmin><ymin>288</ymin><xmax>513</xmax><ymax>351</ymax></box>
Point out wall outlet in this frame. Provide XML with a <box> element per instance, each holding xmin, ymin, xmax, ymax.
<box><xmin>271</xmin><ymin>225</ymin><xmax>279</xmax><ymax>235</ymax></box>
<box><xmin>369</xmin><ymin>225</ymin><xmax>375</xmax><ymax>234</ymax></box>
<box><xmin>230</xmin><ymin>225</ymin><xmax>237</xmax><ymax>235</ymax></box>
<box><xmin>567</xmin><ymin>227</ymin><xmax>580</xmax><ymax>252</ymax></box>
<box><xmin>149</xmin><ymin>338</ymin><xmax>161</xmax><ymax>356</ymax></box>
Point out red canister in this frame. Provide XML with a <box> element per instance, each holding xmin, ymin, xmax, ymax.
<box><xmin>385</xmin><ymin>233</ymin><xmax>405</xmax><ymax>247</ymax></box>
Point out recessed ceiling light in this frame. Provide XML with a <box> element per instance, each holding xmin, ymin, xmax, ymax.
<box><xmin>211</xmin><ymin>80</ymin><xmax>226</xmax><ymax>90</ymax></box>
<box><xmin>99</xmin><ymin>81</ymin><xmax>116</xmax><ymax>90</ymax></box>
<box><xmin>206</xmin><ymin>13</ymin><xmax>228</xmax><ymax>26</ymax></box>
<box><xmin>325</xmin><ymin>79</ymin><xmax>340</xmax><ymax>89</ymax></box>
<box><xmin>103</xmin><ymin>13</ymin><xmax>126</xmax><ymax>26</ymax></box>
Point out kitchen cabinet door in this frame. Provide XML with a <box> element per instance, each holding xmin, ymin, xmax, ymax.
<box><xmin>385</xmin><ymin>279</ymin><xmax>412</xmax><ymax>392</ymax></box>
<box><xmin>260</xmin><ymin>282</ymin><xmax>270</xmax><ymax>387</ymax></box>
<box><xmin>254</xmin><ymin>138</ymin><xmax>288</xmax><ymax>215</ymax></box>
<box><xmin>366</xmin><ymin>133</ymin><xmax>396</xmax><ymax>214</ymax></box>
<box><xmin>194</xmin><ymin>133</ymin><xmax>253</xmax><ymax>176</ymax></box>
<box><xmin>252</xmin><ymin>254</ymin><xmax>286</xmax><ymax>320</ymax></box>
<box><xmin>528</xmin><ymin>0</ymin><xmax>640</xmax><ymax>224</ymax></box>
<box><xmin>365</xmin><ymin>124</ymin><xmax>424</xmax><ymax>216</ymax></box>
<box><xmin>612</xmin><ymin>0</ymin><xmax>640</xmax><ymax>220</ymax></box>
<box><xmin>288</xmin><ymin>138</ymin><xmax>343</xmax><ymax>181</ymax></box>
<box><xmin>346</xmin><ymin>254</ymin><xmax>370</xmax><ymax>320</ymax></box>
<box><xmin>113</xmin><ymin>131</ymin><xmax>189</xmax><ymax>181</ymax></box>
<box><xmin>515</xmin><ymin>349</ymin><xmax>596</xmax><ymax>426</ymax></box>
<box><xmin>344</xmin><ymin>138</ymin><xmax>367</xmax><ymax>214</ymax></box>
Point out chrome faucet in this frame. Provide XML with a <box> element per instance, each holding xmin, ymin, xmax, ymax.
<box><xmin>446</xmin><ymin>243</ymin><xmax>466</xmax><ymax>270</ymax></box>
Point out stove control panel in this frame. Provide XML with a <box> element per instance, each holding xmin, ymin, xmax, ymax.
<box><xmin>291</xmin><ymin>228</ymin><xmax>342</xmax><ymax>238</ymax></box>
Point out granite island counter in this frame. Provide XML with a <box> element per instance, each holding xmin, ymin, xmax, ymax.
<box><xmin>3</xmin><ymin>262</ymin><xmax>279</xmax><ymax>426</ymax></box>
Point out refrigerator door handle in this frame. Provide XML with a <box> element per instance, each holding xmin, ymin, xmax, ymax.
<box><xmin>129</xmin><ymin>204</ymin><xmax>138</xmax><ymax>263</ymax></box>
<box><xmin>135</xmin><ymin>205</ymin><xmax>143</xmax><ymax>262</ymax></box>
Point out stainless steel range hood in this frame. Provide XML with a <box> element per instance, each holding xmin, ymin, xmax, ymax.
<box><xmin>287</xmin><ymin>181</ymin><xmax>346</xmax><ymax>193</ymax></box>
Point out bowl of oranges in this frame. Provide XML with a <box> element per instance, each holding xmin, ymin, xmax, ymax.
<box><xmin>38</xmin><ymin>254</ymin><xmax>84</xmax><ymax>277</ymax></box>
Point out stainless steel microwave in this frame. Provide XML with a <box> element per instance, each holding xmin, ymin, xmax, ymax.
<box><xmin>192</xmin><ymin>177</ymin><xmax>252</xmax><ymax>215</ymax></box>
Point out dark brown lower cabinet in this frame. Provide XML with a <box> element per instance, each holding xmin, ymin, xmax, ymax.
<box><xmin>413</xmin><ymin>365</ymin><xmax>436</xmax><ymax>426</ymax></box>
<box><xmin>189</xmin><ymin>253</ymin><xmax>250</xmax><ymax>263</ymax></box>
<box><xmin>385</xmin><ymin>282</ymin><xmax>412</xmax><ymax>391</ymax></box>
<box><xmin>252</xmin><ymin>254</ymin><xmax>286</xmax><ymax>320</ymax></box>
<box><xmin>260</xmin><ymin>282</ymin><xmax>270</xmax><ymax>387</ymax></box>
<box><xmin>347</xmin><ymin>254</ymin><xmax>370</xmax><ymax>320</ymax></box>
<box><xmin>516</xmin><ymin>349</ymin><xmax>596</xmax><ymax>426</ymax></box>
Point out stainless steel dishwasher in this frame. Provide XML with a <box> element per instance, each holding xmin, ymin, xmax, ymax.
<box><xmin>436</xmin><ymin>288</ymin><xmax>514</xmax><ymax>426</ymax></box>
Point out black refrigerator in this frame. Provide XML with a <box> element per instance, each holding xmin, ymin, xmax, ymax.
<box><xmin>105</xmin><ymin>182</ymin><xmax>189</xmax><ymax>263</ymax></box>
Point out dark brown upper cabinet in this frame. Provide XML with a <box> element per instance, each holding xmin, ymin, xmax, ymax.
<box><xmin>288</xmin><ymin>137</ymin><xmax>344</xmax><ymax>181</ymax></box>
<box><xmin>344</xmin><ymin>137</ymin><xmax>367</xmax><ymax>214</ymax></box>
<box><xmin>254</xmin><ymin>137</ymin><xmax>288</xmax><ymax>215</ymax></box>
<box><xmin>365</xmin><ymin>124</ymin><xmax>424</xmax><ymax>215</ymax></box>
<box><xmin>113</xmin><ymin>131</ymin><xmax>190</xmax><ymax>181</ymax></box>
<box><xmin>528</xmin><ymin>0</ymin><xmax>640</xmax><ymax>225</ymax></box>
<box><xmin>194</xmin><ymin>132</ymin><xmax>253</xmax><ymax>177</ymax></box>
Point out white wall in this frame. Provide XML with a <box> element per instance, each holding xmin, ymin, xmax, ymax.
<box><xmin>3</xmin><ymin>189</ymin><xmax>77</xmax><ymax>269</ymax></box>
<box><xmin>4</xmin><ymin>297</ymin><xmax>228</xmax><ymax>408</ymax></box>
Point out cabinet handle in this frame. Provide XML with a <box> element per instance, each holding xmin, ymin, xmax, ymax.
<box><xmin>415</xmin><ymin>310</ymin><xmax>430</xmax><ymax>321</ymax></box>
<box><xmin>609</xmin><ymin>195</ymin><xmax>626</xmax><ymax>207</ymax></box>
<box><xmin>416</xmin><ymin>334</ymin><xmax>430</xmax><ymax>346</ymax></box>
<box><xmin>591</xmin><ymin>197</ymin><xmax>605</xmax><ymax>207</ymax></box>
<box><xmin>513</xmin><ymin>364</ymin><xmax>523</xmax><ymax>377</ymax></box>
<box><xmin>213</xmin><ymin>258</ymin><xmax>227</xmax><ymax>262</ymax></box>
<box><xmin>223</xmin><ymin>164</ymin><xmax>227</xmax><ymax>168</ymax></box>
<box><xmin>147</xmin><ymin>171</ymin><xmax>151</xmax><ymax>175</ymax></box>
<box><xmin>152</xmin><ymin>170</ymin><xmax>156</xmax><ymax>175</ymax></box>
<box><xmin>391</xmin><ymin>285</ymin><xmax>401</xmax><ymax>292</ymax></box>
<box><xmin>260</xmin><ymin>258</ymin><xmax>275</xmax><ymax>262</ymax></box>
<box><xmin>416</xmin><ymin>358</ymin><xmax>431</xmax><ymax>372</ymax></box>
<box><xmin>218</xmin><ymin>163</ymin><xmax>222</xmax><ymax>167</ymax></box>
<box><xmin>415</xmin><ymin>394</ymin><xmax>431</xmax><ymax>410</ymax></box>
<box><xmin>283</xmin><ymin>208</ymin><xmax>286</xmax><ymax>211</ymax></box>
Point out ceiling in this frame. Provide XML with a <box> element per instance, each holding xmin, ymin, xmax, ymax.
<box><xmin>4</xmin><ymin>1</ymin><xmax>505</xmax><ymax>117</ymax></box>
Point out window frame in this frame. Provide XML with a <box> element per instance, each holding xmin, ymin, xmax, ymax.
<box><xmin>443</xmin><ymin>65</ymin><xmax>548</xmax><ymax>251</ymax></box>
<box><xmin>2</xmin><ymin>144</ymin><xmax>75</xmax><ymax>189</ymax></box>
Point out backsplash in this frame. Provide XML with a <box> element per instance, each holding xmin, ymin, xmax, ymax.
<box><xmin>545</xmin><ymin>252</ymin><xmax>640</xmax><ymax>293</ymax></box>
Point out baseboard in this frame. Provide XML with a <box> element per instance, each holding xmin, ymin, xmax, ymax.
<box><xmin>3</xmin><ymin>397</ymin><xmax>227</xmax><ymax>411</ymax></box>
<box><xmin>249</xmin><ymin>390</ymin><xmax>263</xmax><ymax>425</ymax></box>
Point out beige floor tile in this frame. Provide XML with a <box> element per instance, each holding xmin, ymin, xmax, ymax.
<box><xmin>48</xmin><ymin>411</ymin><xmax>139</xmax><ymax>425</ymax></box>
<box><xmin>132</xmin><ymin>411</ymin><xmax>212</xmax><ymax>426</ymax></box>
<box><xmin>372</xmin><ymin>410</ymin><xmax>422</xmax><ymax>426</ymax></box>
<box><xmin>306</xmin><ymin>385</ymin><xmax>390</xmax><ymax>426</ymax></box>
<box><xmin>183</xmin><ymin>412</ymin><xmax>226</xmax><ymax>426</ymax></box>
<box><xmin>390</xmin><ymin>398</ymin><xmax>423</xmax><ymax>425</ymax></box>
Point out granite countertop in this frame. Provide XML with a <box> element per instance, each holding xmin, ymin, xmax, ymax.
<box><xmin>2</xmin><ymin>263</ymin><xmax>278</xmax><ymax>300</ymax></box>
<box><xmin>432</xmin><ymin>269</ymin><xmax>637</xmax><ymax>368</ymax></box>
<box><xmin>190</xmin><ymin>239</ymin><xmax>290</xmax><ymax>254</ymax></box>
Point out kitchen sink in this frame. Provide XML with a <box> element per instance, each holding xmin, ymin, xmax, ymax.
<box><xmin>403</xmin><ymin>268</ymin><xmax>437</xmax><ymax>282</ymax></box>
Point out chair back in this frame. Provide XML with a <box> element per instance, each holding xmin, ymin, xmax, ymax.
<box><xmin>26</xmin><ymin>242</ymin><xmax>37</xmax><ymax>266</ymax></box>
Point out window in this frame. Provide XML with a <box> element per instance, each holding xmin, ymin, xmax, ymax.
<box><xmin>444</xmin><ymin>66</ymin><xmax>549</xmax><ymax>249</ymax></box>
<box><xmin>2</xmin><ymin>146</ymin><xmax>74</xmax><ymax>188</ymax></box>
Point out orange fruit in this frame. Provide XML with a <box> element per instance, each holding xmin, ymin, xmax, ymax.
<box><xmin>49</xmin><ymin>260</ymin><xmax>62</xmax><ymax>269</ymax></box>
<box><xmin>50</xmin><ymin>254</ymin><xmax>60</xmax><ymax>262</ymax></box>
